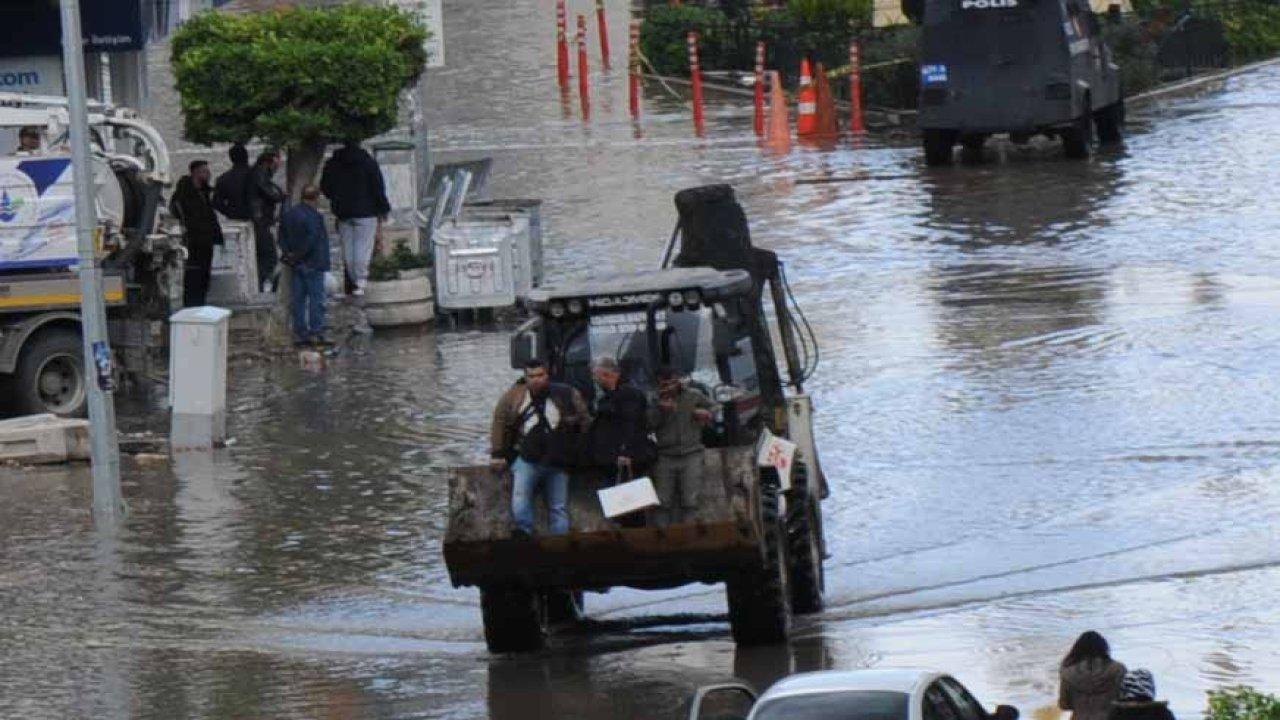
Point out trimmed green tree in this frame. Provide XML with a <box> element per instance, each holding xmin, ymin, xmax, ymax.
<box><xmin>170</xmin><ymin>4</ymin><xmax>427</xmax><ymax>338</ymax></box>
<box><xmin>172</xmin><ymin>4</ymin><xmax>427</xmax><ymax>196</ymax></box>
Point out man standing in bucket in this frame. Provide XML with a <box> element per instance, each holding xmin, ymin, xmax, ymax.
<box><xmin>490</xmin><ymin>360</ymin><xmax>590</xmax><ymax>537</ymax></box>
<box><xmin>320</xmin><ymin>139</ymin><xmax>391</xmax><ymax>299</ymax></box>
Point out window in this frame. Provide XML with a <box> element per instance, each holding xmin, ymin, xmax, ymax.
<box><xmin>753</xmin><ymin>690</ymin><xmax>909</xmax><ymax>720</ymax></box>
<box><xmin>940</xmin><ymin>678</ymin><xmax>988</xmax><ymax>720</ymax></box>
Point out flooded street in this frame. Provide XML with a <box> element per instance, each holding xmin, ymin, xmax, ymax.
<box><xmin>4</xmin><ymin>1</ymin><xmax>1280</xmax><ymax>717</ymax></box>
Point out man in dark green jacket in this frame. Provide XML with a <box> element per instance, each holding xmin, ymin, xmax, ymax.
<box><xmin>647</xmin><ymin>366</ymin><xmax>715</xmax><ymax>526</ymax></box>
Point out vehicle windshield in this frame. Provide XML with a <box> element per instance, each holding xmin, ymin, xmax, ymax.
<box><xmin>558</xmin><ymin>302</ymin><xmax>759</xmax><ymax>403</ymax></box>
<box><xmin>753</xmin><ymin>690</ymin><xmax>910</xmax><ymax>720</ymax></box>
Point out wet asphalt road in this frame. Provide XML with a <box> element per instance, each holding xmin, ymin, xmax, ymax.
<box><xmin>3</xmin><ymin>1</ymin><xmax>1280</xmax><ymax>717</ymax></box>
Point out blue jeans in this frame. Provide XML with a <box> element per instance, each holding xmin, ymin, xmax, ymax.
<box><xmin>510</xmin><ymin>457</ymin><xmax>570</xmax><ymax>535</ymax></box>
<box><xmin>290</xmin><ymin>266</ymin><xmax>326</xmax><ymax>341</ymax></box>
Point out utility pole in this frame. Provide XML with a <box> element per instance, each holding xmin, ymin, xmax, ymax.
<box><xmin>60</xmin><ymin>0</ymin><xmax>123</xmax><ymax>523</ymax></box>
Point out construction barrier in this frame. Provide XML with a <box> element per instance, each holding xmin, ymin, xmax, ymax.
<box><xmin>849</xmin><ymin>41</ymin><xmax>865</xmax><ymax>135</ymax></box>
<box><xmin>687</xmin><ymin>31</ymin><xmax>705</xmax><ymax>135</ymax></box>
<box><xmin>764</xmin><ymin>70</ymin><xmax>791</xmax><ymax>154</ymax></box>
<box><xmin>796</xmin><ymin>58</ymin><xmax>817</xmax><ymax>137</ymax></box>
<box><xmin>753</xmin><ymin>41</ymin><xmax>766</xmax><ymax>136</ymax></box>
<box><xmin>629</xmin><ymin>21</ymin><xmax>642</xmax><ymax>118</ymax></box>
<box><xmin>596</xmin><ymin>0</ymin><xmax>611</xmax><ymax>71</ymax></box>
<box><xmin>578</xmin><ymin>15</ymin><xmax>590</xmax><ymax>118</ymax></box>
<box><xmin>556</xmin><ymin>0</ymin><xmax>569</xmax><ymax>88</ymax></box>
<box><xmin>814</xmin><ymin>62</ymin><xmax>838</xmax><ymax>138</ymax></box>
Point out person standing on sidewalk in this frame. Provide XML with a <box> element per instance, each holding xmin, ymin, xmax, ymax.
<box><xmin>277</xmin><ymin>185</ymin><xmax>330</xmax><ymax>346</ymax></box>
<box><xmin>212</xmin><ymin>143</ymin><xmax>254</xmax><ymax>222</ymax></box>
<box><xmin>320</xmin><ymin>139</ymin><xmax>391</xmax><ymax>298</ymax></box>
<box><xmin>168</xmin><ymin>159</ymin><xmax>223</xmax><ymax>307</ymax></box>
<box><xmin>647</xmin><ymin>366</ymin><xmax>715</xmax><ymax>526</ymax></box>
<box><xmin>489</xmin><ymin>360</ymin><xmax>590</xmax><ymax>537</ymax></box>
<box><xmin>249</xmin><ymin>150</ymin><xmax>285</xmax><ymax>292</ymax></box>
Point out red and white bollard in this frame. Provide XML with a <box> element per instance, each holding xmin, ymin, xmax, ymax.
<box><xmin>556</xmin><ymin>0</ymin><xmax>569</xmax><ymax>88</ymax></box>
<box><xmin>578</xmin><ymin>15</ymin><xmax>590</xmax><ymax>118</ymax></box>
<box><xmin>687</xmin><ymin>31</ymin><xmax>705</xmax><ymax>135</ymax></box>
<box><xmin>753</xmin><ymin>41</ymin><xmax>766</xmax><ymax>136</ymax></box>
<box><xmin>629</xmin><ymin>21</ymin><xmax>642</xmax><ymax>119</ymax></box>
<box><xmin>849</xmin><ymin>40</ymin><xmax>865</xmax><ymax>135</ymax></box>
<box><xmin>596</xmin><ymin>0</ymin><xmax>612</xmax><ymax>71</ymax></box>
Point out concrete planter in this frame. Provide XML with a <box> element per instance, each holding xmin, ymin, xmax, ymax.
<box><xmin>364</xmin><ymin>273</ymin><xmax>434</xmax><ymax>328</ymax></box>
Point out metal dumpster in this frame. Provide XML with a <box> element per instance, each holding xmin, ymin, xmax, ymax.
<box><xmin>433</xmin><ymin>213</ymin><xmax>526</xmax><ymax>310</ymax></box>
<box><xmin>465</xmin><ymin>199</ymin><xmax>544</xmax><ymax>290</ymax></box>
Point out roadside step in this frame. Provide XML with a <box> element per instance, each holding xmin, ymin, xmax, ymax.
<box><xmin>0</xmin><ymin>414</ymin><xmax>91</xmax><ymax>465</ymax></box>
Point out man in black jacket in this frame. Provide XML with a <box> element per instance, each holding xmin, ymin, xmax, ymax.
<box><xmin>169</xmin><ymin>160</ymin><xmax>223</xmax><ymax>307</ymax></box>
<box><xmin>249</xmin><ymin>150</ymin><xmax>285</xmax><ymax>292</ymax></box>
<box><xmin>586</xmin><ymin>355</ymin><xmax>651</xmax><ymax>482</ymax></box>
<box><xmin>212</xmin><ymin>144</ymin><xmax>253</xmax><ymax>222</ymax></box>
<box><xmin>320</xmin><ymin>140</ymin><xmax>391</xmax><ymax>297</ymax></box>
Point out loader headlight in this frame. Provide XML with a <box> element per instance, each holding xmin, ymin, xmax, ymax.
<box><xmin>667</xmin><ymin>291</ymin><xmax>685</xmax><ymax>308</ymax></box>
<box><xmin>682</xmin><ymin>289</ymin><xmax>702</xmax><ymax>307</ymax></box>
<box><xmin>549</xmin><ymin>301</ymin><xmax>567</xmax><ymax>318</ymax></box>
<box><xmin>567</xmin><ymin>298</ymin><xmax>585</xmax><ymax>315</ymax></box>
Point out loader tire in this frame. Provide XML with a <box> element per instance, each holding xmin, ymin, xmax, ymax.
<box><xmin>787</xmin><ymin>463</ymin><xmax>826</xmax><ymax>615</ymax></box>
<box><xmin>544</xmin><ymin>590</ymin><xmax>584</xmax><ymax>625</ymax></box>
<box><xmin>479</xmin><ymin>585</ymin><xmax>546</xmax><ymax>653</ymax></box>
<box><xmin>727</xmin><ymin>481</ymin><xmax>791</xmax><ymax>645</ymax></box>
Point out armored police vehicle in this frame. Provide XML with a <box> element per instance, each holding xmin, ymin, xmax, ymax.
<box><xmin>915</xmin><ymin>0</ymin><xmax>1125</xmax><ymax>164</ymax></box>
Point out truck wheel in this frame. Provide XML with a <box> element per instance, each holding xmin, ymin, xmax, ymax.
<box><xmin>923</xmin><ymin>130</ymin><xmax>956</xmax><ymax>166</ymax></box>
<box><xmin>1062</xmin><ymin>112</ymin><xmax>1093</xmax><ymax>159</ymax></box>
<box><xmin>12</xmin><ymin>328</ymin><xmax>87</xmax><ymax>418</ymax></box>
<box><xmin>1094</xmin><ymin>100</ymin><xmax>1124</xmax><ymax>144</ymax></box>
<box><xmin>479</xmin><ymin>585</ymin><xmax>547</xmax><ymax>653</ymax></box>
<box><xmin>544</xmin><ymin>590</ymin><xmax>584</xmax><ymax>625</ymax></box>
<box><xmin>787</xmin><ymin>464</ymin><xmax>826</xmax><ymax>614</ymax></box>
<box><xmin>727</xmin><ymin>481</ymin><xmax>791</xmax><ymax>645</ymax></box>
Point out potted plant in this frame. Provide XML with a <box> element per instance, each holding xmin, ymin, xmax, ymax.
<box><xmin>363</xmin><ymin>241</ymin><xmax>435</xmax><ymax>327</ymax></box>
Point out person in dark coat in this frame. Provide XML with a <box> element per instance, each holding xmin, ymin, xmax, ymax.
<box><xmin>212</xmin><ymin>143</ymin><xmax>253</xmax><ymax>221</ymax></box>
<box><xmin>249</xmin><ymin>150</ymin><xmax>285</xmax><ymax>292</ymax></box>
<box><xmin>168</xmin><ymin>160</ymin><xmax>223</xmax><ymax>307</ymax></box>
<box><xmin>585</xmin><ymin>355</ymin><xmax>651</xmax><ymax>481</ymax></box>
<box><xmin>278</xmin><ymin>185</ymin><xmax>330</xmax><ymax>345</ymax></box>
<box><xmin>1060</xmin><ymin>631</ymin><xmax>1128</xmax><ymax>720</ymax></box>
<box><xmin>1108</xmin><ymin>670</ymin><xmax>1176</xmax><ymax>720</ymax></box>
<box><xmin>319</xmin><ymin>140</ymin><xmax>391</xmax><ymax>296</ymax></box>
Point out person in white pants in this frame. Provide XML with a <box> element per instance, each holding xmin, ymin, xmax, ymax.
<box><xmin>339</xmin><ymin>216</ymin><xmax>380</xmax><ymax>296</ymax></box>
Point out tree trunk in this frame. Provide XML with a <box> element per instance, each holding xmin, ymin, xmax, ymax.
<box><xmin>267</xmin><ymin>140</ymin><xmax>328</xmax><ymax>345</ymax></box>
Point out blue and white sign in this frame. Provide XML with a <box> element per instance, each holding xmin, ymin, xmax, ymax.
<box><xmin>0</xmin><ymin>56</ymin><xmax>65</xmax><ymax>96</ymax></box>
<box><xmin>921</xmin><ymin>64</ymin><xmax>950</xmax><ymax>85</ymax></box>
<box><xmin>0</xmin><ymin>156</ymin><xmax>78</xmax><ymax>271</ymax></box>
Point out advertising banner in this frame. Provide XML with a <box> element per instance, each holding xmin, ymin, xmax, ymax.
<box><xmin>0</xmin><ymin>156</ymin><xmax>78</xmax><ymax>271</ymax></box>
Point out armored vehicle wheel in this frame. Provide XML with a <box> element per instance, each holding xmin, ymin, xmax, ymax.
<box><xmin>12</xmin><ymin>328</ymin><xmax>88</xmax><ymax>418</ymax></box>
<box><xmin>923</xmin><ymin>129</ymin><xmax>957</xmax><ymax>166</ymax></box>
<box><xmin>480</xmin><ymin>585</ymin><xmax>547</xmax><ymax>653</ymax></box>
<box><xmin>787</xmin><ymin>464</ymin><xmax>826</xmax><ymax>615</ymax></box>
<box><xmin>1061</xmin><ymin>111</ymin><xmax>1093</xmax><ymax>159</ymax></box>
<box><xmin>727</xmin><ymin>482</ymin><xmax>791</xmax><ymax>645</ymax></box>
<box><xmin>544</xmin><ymin>589</ymin><xmax>584</xmax><ymax>625</ymax></box>
<box><xmin>1094</xmin><ymin>100</ymin><xmax>1124</xmax><ymax>144</ymax></box>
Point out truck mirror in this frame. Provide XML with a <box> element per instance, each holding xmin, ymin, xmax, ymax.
<box><xmin>509</xmin><ymin>317</ymin><xmax>542</xmax><ymax>369</ymax></box>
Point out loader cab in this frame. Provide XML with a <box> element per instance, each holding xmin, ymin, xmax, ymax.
<box><xmin>512</xmin><ymin>267</ymin><xmax>769</xmax><ymax>446</ymax></box>
<box><xmin>917</xmin><ymin>0</ymin><xmax>1124</xmax><ymax>164</ymax></box>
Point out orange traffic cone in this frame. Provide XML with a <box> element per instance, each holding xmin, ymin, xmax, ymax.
<box><xmin>764</xmin><ymin>70</ymin><xmax>791</xmax><ymax>154</ymax></box>
<box><xmin>813</xmin><ymin>62</ymin><xmax>839</xmax><ymax>139</ymax></box>
<box><xmin>795</xmin><ymin>58</ymin><xmax>818</xmax><ymax>137</ymax></box>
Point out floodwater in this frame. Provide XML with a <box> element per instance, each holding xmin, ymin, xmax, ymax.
<box><xmin>5</xmin><ymin>1</ymin><xmax>1280</xmax><ymax>718</ymax></box>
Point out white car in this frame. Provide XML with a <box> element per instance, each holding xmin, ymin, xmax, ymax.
<box><xmin>688</xmin><ymin>668</ymin><xmax>1022</xmax><ymax>720</ymax></box>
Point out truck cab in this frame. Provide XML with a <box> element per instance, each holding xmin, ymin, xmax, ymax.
<box><xmin>917</xmin><ymin>0</ymin><xmax>1125</xmax><ymax>163</ymax></box>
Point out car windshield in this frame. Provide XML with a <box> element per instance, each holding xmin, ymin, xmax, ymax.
<box><xmin>753</xmin><ymin>690</ymin><xmax>910</xmax><ymax>720</ymax></box>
